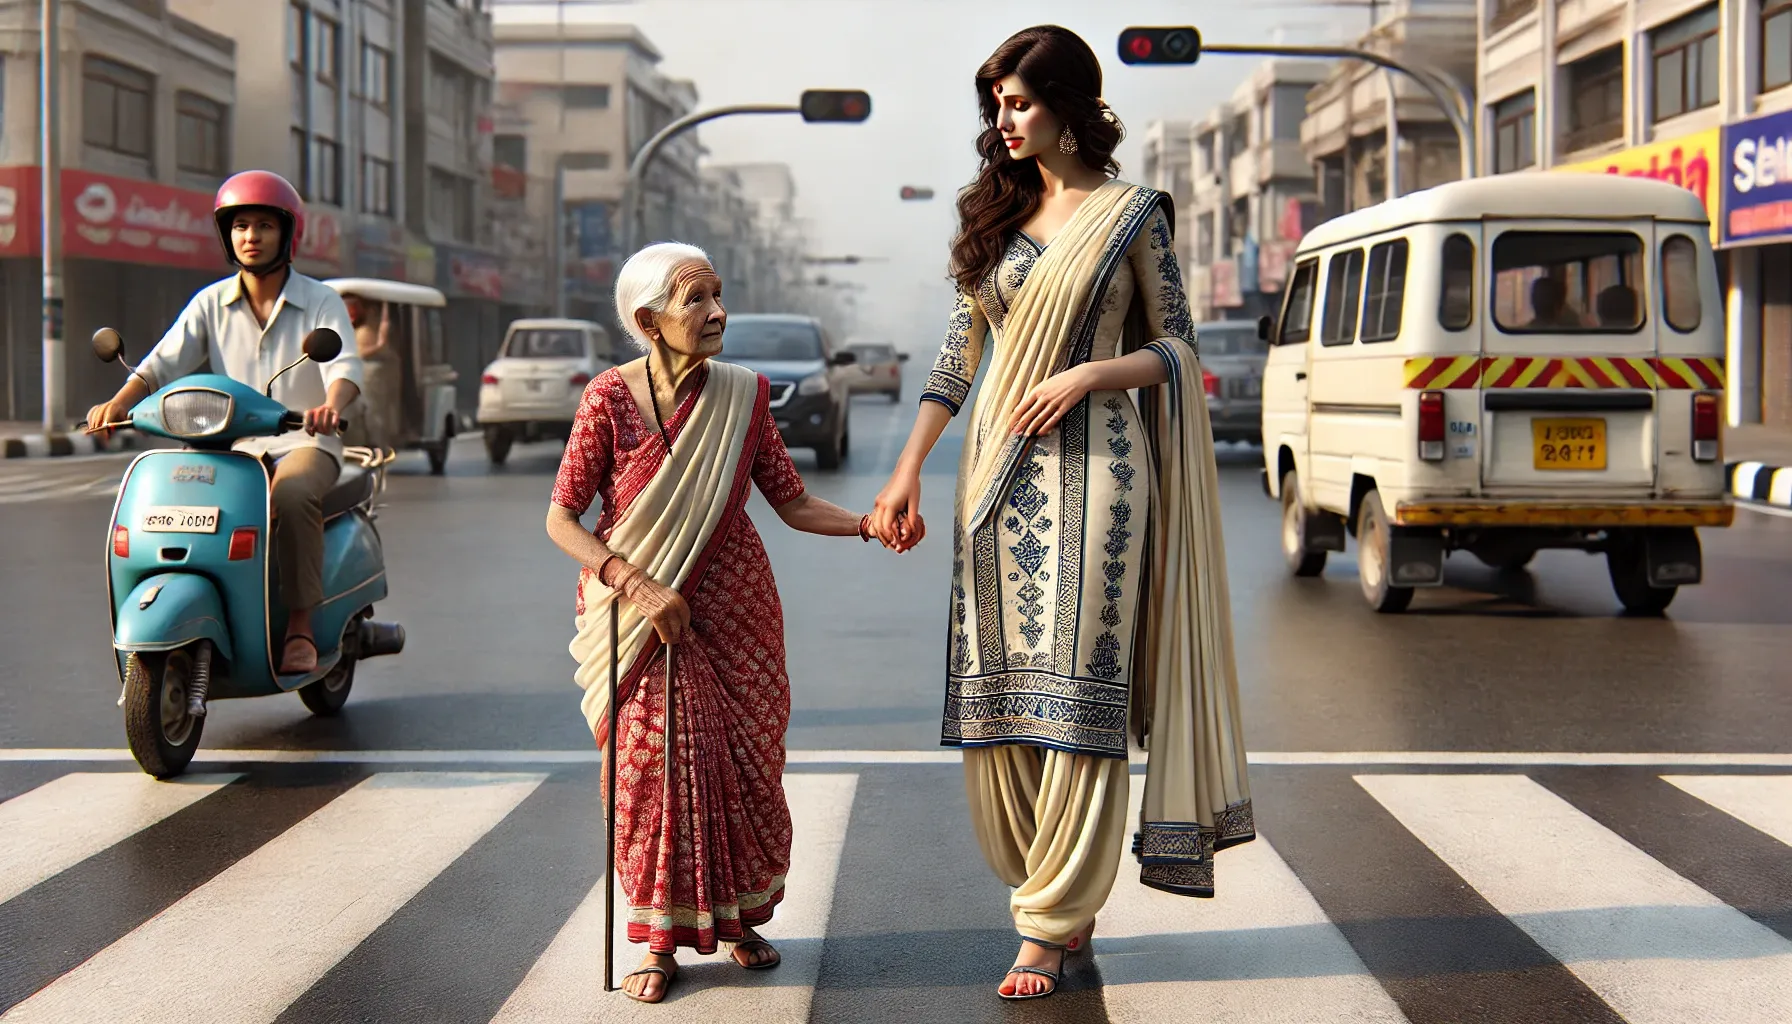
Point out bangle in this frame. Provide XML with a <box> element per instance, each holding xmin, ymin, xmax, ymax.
<box><xmin>858</xmin><ymin>514</ymin><xmax>872</xmax><ymax>542</ymax></box>
<box><xmin>597</xmin><ymin>554</ymin><xmax>624</xmax><ymax>588</ymax></box>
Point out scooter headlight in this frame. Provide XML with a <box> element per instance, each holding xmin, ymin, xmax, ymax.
<box><xmin>160</xmin><ymin>389</ymin><xmax>234</xmax><ymax>437</ymax></box>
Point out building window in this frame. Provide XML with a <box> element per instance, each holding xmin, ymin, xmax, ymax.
<box><xmin>428</xmin><ymin>168</ymin><xmax>474</xmax><ymax>241</ymax></box>
<box><xmin>1320</xmin><ymin>249</ymin><xmax>1365</xmax><ymax>346</ymax></box>
<box><xmin>493</xmin><ymin>134</ymin><xmax>525</xmax><ymax>171</ymax></box>
<box><xmin>1490</xmin><ymin>0</ymin><xmax>1536</xmax><ymax>33</ymax></box>
<box><xmin>176</xmin><ymin>92</ymin><xmax>227</xmax><ymax>175</ymax></box>
<box><xmin>361</xmin><ymin>156</ymin><xmax>393</xmax><ymax>216</ymax></box>
<box><xmin>1563</xmin><ymin>46</ymin><xmax>1625</xmax><ymax>152</ymax></box>
<box><xmin>1360</xmin><ymin>239</ymin><xmax>1409</xmax><ymax>343</ymax></box>
<box><xmin>564</xmin><ymin>84</ymin><xmax>611</xmax><ymax>108</ymax></box>
<box><xmin>290</xmin><ymin>127</ymin><xmax>310</xmax><ymax>199</ymax></box>
<box><xmin>287</xmin><ymin>3</ymin><xmax>306</xmax><ymax>68</ymax></box>
<box><xmin>1765</xmin><ymin>0</ymin><xmax>1792</xmax><ymax>93</ymax></box>
<box><xmin>313</xmin><ymin>137</ymin><xmax>342</xmax><ymax>205</ymax></box>
<box><xmin>82</xmin><ymin>56</ymin><xmax>153</xmax><ymax>158</ymax></box>
<box><xmin>361</xmin><ymin>43</ymin><xmax>392</xmax><ymax>108</ymax></box>
<box><xmin>1195</xmin><ymin>212</ymin><xmax>1214</xmax><ymax>266</ymax></box>
<box><xmin>315</xmin><ymin>17</ymin><xmax>339</xmax><ymax>85</ymax></box>
<box><xmin>561</xmin><ymin>151</ymin><xmax>611</xmax><ymax>170</ymax></box>
<box><xmin>1492</xmin><ymin>90</ymin><xmax>1536</xmax><ymax>173</ymax></box>
<box><xmin>1652</xmin><ymin>6</ymin><xmax>1719</xmax><ymax>122</ymax></box>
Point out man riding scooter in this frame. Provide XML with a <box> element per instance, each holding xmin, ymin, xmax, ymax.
<box><xmin>86</xmin><ymin>170</ymin><xmax>361</xmax><ymax>676</ymax></box>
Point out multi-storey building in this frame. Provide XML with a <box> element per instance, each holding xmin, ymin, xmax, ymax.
<box><xmin>1140</xmin><ymin>118</ymin><xmax>1194</xmax><ymax>273</ymax></box>
<box><xmin>491</xmin><ymin>20</ymin><xmax>701</xmax><ymax>327</ymax></box>
<box><xmin>1180</xmin><ymin>60</ymin><xmax>1329</xmax><ymax>323</ymax></box>
<box><xmin>1303</xmin><ymin>0</ymin><xmax>1478</xmax><ymax>218</ymax></box>
<box><xmin>0</xmin><ymin>0</ymin><xmax>237</xmax><ymax>420</ymax></box>
<box><xmin>1477</xmin><ymin>0</ymin><xmax>1792</xmax><ymax>426</ymax></box>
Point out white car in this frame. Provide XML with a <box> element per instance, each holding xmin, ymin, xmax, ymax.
<box><xmin>477</xmin><ymin>319</ymin><xmax>623</xmax><ymax>465</ymax></box>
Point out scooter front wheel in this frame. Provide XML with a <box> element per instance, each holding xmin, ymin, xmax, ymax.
<box><xmin>123</xmin><ymin>650</ymin><xmax>204</xmax><ymax>778</ymax></box>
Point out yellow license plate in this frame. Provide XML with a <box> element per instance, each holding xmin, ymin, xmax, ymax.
<box><xmin>1532</xmin><ymin>417</ymin><xmax>1606</xmax><ymax>470</ymax></box>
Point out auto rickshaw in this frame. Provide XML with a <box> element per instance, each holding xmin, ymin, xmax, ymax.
<box><xmin>323</xmin><ymin>278</ymin><xmax>461</xmax><ymax>475</ymax></box>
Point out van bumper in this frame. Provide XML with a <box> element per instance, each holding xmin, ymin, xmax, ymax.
<box><xmin>1393</xmin><ymin>500</ymin><xmax>1733</xmax><ymax>529</ymax></box>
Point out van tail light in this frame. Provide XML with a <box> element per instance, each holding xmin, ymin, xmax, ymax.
<box><xmin>1202</xmin><ymin>368</ymin><xmax>1219</xmax><ymax>397</ymax></box>
<box><xmin>569</xmin><ymin>372</ymin><xmax>591</xmax><ymax>387</ymax></box>
<box><xmin>481</xmin><ymin>373</ymin><xmax>499</xmax><ymax>386</ymax></box>
<box><xmin>228</xmin><ymin>526</ymin><xmax>258</xmax><ymax>561</ymax></box>
<box><xmin>1691</xmin><ymin>391</ymin><xmax>1720</xmax><ymax>462</ymax></box>
<box><xmin>112</xmin><ymin>525</ymin><xmax>130</xmax><ymax>559</ymax></box>
<box><xmin>1418</xmin><ymin>390</ymin><xmax>1446</xmax><ymax>461</ymax></box>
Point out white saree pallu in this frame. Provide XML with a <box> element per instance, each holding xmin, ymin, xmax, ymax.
<box><xmin>568</xmin><ymin>360</ymin><xmax>762</xmax><ymax>734</ymax></box>
<box><xmin>933</xmin><ymin>179</ymin><xmax>1254</xmax><ymax>898</ymax></box>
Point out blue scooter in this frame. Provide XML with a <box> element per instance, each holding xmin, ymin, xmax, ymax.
<box><xmin>94</xmin><ymin>326</ymin><xmax>405</xmax><ymax>778</ymax></box>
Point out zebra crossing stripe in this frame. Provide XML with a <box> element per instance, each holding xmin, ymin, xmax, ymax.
<box><xmin>489</xmin><ymin>774</ymin><xmax>859</xmax><ymax>1021</ymax></box>
<box><xmin>0</xmin><ymin>772</ymin><xmax>239</xmax><ymax>905</ymax></box>
<box><xmin>1660</xmin><ymin>775</ymin><xmax>1792</xmax><ymax>848</ymax></box>
<box><xmin>1096</xmin><ymin>784</ymin><xmax>1408</xmax><ymax>1023</ymax></box>
<box><xmin>0</xmin><ymin>772</ymin><xmax>545</xmax><ymax>1024</ymax></box>
<box><xmin>1355</xmin><ymin>773</ymin><xmax>1792</xmax><ymax>1024</ymax></box>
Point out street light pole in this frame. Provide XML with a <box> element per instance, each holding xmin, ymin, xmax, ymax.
<box><xmin>551</xmin><ymin>157</ymin><xmax>566</xmax><ymax>318</ymax></box>
<box><xmin>40</xmin><ymin>0</ymin><xmax>63</xmax><ymax>431</ymax></box>
<box><xmin>622</xmin><ymin>104</ymin><xmax>800</xmax><ymax>256</ymax></box>
<box><xmin>1195</xmin><ymin>42</ymin><xmax>1475</xmax><ymax>179</ymax></box>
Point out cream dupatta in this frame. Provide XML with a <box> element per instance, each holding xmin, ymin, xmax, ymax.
<box><xmin>568</xmin><ymin>360</ymin><xmax>764</xmax><ymax>736</ymax></box>
<box><xmin>956</xmin><ymin>180</ymin><xmax>1254</xmax><ymax>896</ymax></box>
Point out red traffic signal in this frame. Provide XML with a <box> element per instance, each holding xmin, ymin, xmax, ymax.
<box><xmin>800</xmin><ymin>90</ymin><xmax>872</xmax><ymax>123</ymax></box>
<box><xmin>1118</xmin><ymin>27</ymin><xmax>1201</xmax><ymax>65</ymax></box>
<box><xmin>899</xmin><ymin>186</ymin><xmax>935</xmax><ymax>201</ymax></box>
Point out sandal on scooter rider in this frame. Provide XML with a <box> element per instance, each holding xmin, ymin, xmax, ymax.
<box><xmin>280</xmin><ymin>633</ymin><xmax>318</xmax><ymax>674</ymax></box>
<box><xmin>998</xmin><ymin>935</ymin><xmax>1066</xmax><ymax>1001</ymax></box>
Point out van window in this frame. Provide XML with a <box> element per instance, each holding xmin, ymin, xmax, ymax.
<box><xmin>1277</xmin><ymin>259</ymin><xmax>1318</xmax><ymax>344</ymax></box>
<box><xmin>1439</xmin><ymin>233</ymin><xmax>1474</xmax><ymax>330</ymax></box>
<box><xmin>1492</xmin><ymin>231</ymin><xmax>1644</xmax><ymax>333</ymax></box>
<box><xmin>1320</xmin><ymin>249</ymin><xmax>1365</xmax><ymax>346</ymax></box>
<box><xmin>1360</xmin><ymin>239</ymin><xmax>1409</xmax><ymax>343</ymax></box>
<box><xmin>1661</xmin><ymin>234</ymin><xmax>1701</xmax><ymax>332</ymax></box>
<box><xmin>505</xmin><ymin>328</ymin><xmax>586</xmax><ymax>358</ymax></box>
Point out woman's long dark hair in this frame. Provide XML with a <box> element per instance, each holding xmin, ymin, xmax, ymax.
<box><xmin>949</xmin><ymin>25</ymin><xmax>1124</xmax><ymax>295</ymax></box>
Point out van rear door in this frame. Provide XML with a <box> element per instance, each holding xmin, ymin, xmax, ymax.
<box><xmin>1478</xmin><ymin>222</ymin><xmax>1659</xmax><ymax>495</ymax></box>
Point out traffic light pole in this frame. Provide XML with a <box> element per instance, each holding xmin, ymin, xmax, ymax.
<box><xmin>621</xmin><ymin>104</ymin><xmax>800</xmax><ymax>257</ymax></box>
<box><xmin>1195</xmin><ymin>43</ymin><xmax>1475</xmax><ymax>179</ymax></box>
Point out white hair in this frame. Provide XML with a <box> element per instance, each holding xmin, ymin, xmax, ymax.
<box><xmin>613</xmin><ymin>242</ymin><xmax>713</xmax><ymax>351</ymax></box>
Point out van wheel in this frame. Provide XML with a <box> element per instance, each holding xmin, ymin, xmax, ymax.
<box><xmin>484</xmin><ymin>425</ymin><xmax>514</xmax><ymax>466</ymax></box>
<box><xmin>1280</xmin><ymin>471</ymin><xmax>1327</xmax><ymax>577</ymax></box>
<box><xmin>1607</xmin><ymin>544</ymin><xmax>1677</xmax><ymax>615</ymax></box>
<box><xmin>122</xmin><ymin>650</ymin><xmax>203</xmax><ymax>778</ymax></box>
<box><xmin>1356</xmin><ymin>491</ymin><xmax>1414</xmax><ymax>613</ymax></box>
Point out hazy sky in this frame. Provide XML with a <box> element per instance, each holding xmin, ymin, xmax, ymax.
<box><xmin>495</xmin><ymin>0</ymin><xmax>1358</xmax><ymax>347</ymax></box>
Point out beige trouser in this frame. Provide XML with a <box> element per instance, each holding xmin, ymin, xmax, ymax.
<box><xmin>269</xmin><ymin>448</ymin><xmax>338</xmax><ymax>611</ymax></box>
<box><xmin>964</xmin><ymin>745</ymin><xmax>1131</xmax><ymax>944</ymax></box>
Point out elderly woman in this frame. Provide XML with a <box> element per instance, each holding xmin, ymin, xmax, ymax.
<box><xmin>546</xmin><ymin>242</ymin><xmax>887</xmax><ymax>1004</ymax></box>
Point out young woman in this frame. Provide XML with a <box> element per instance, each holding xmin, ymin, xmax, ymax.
<box><xmin>872</xmin><ymin>25</ymin><xmax>1255</xmax><ymax>1001</ymax></box>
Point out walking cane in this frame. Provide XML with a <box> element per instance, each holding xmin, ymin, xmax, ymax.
<box><xmin>604</xmin><ymin>598</ymin><xmax>619</xmax><ymax>993</ymax></box>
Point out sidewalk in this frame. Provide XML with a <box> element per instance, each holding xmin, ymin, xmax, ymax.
<box><xmin>1724</xmin><ymin>423</ymin><xmax>1792</xmax><ymax>509</ymax></box>
<box><xmin>0</xmin><ymin>420</ymin><xmax>146</xmax><ymax>459</ymax></box>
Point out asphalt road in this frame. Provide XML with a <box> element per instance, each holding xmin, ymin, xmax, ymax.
<box><xmin>2</xmin><ymin>365</ymin><xmax>1790</xmax><ymax>1023</ymax></box>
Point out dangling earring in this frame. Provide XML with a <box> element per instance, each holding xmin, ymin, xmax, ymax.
<box><xmin>1058</xmin><ymin>126</ymin><xmax>1079</xmax><ymax>155</ymax></box>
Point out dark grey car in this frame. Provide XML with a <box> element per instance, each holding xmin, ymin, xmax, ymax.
<box><xmin>1195</xmin><ymin>320</ymin><xmax>1267</xmax><ymax>445</ymax></box>
<box><xmin>722</xmin><ymin>314</ymin><xmax>858</xmax><ymax>469</ymax></box>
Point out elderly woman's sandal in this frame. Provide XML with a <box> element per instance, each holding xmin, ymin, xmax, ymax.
<box><xmin>998</xmin><ymin>936</ymin><xmax>1065</xmax><ymax>1001</ymax></box>
<box><xmin>622</xmin><ymin>957</ymin><xmax>678</xmax><ymax>1004</ymax></box>
<box><xmin>729</xmin><ymin>928</ymin><xmax>781</xmax><ymax>970</ymax></box>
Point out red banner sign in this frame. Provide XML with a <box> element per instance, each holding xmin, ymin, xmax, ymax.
<box><xmin>296</xmin><ymin>210</ymin><xmax>343</xmax><ymax>269</ymax></box>
<box><xmin>62</xmin><ymin>169</ymin><xmax>224</xmax><ymax>270</ymax></box>
<box><xmin>0</xmin><ymin>166</ymin><xmax>37</xmax><ymax>259</ymax></box>
<box><xmin>447</xmin><ymin>251</ymin><xmax>503</xmax><ymax>299</ymax></box>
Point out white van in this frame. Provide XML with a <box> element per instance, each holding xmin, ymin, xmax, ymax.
<box><xmin>1260</xmin><ymin>174</ymin><xmax>1731</xmax><ymax>614</ymax></box>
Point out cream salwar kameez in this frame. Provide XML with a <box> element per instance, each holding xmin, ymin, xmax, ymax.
<box><xmin>924</xmin><ymin>181</ymin><xmax>1254</xmax><ymax>943</ymax></box>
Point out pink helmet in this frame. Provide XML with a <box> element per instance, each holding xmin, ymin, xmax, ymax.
<box><xmin>213</xmin><ymin>170</ymin><xmax>306</xmax><ymax>268</ymax></box>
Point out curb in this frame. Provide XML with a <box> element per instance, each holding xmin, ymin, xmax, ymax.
<box><xmin>1726</xmin><ymin>460</ymin><xmax>1792</xmax><ymax>508</ymax></box>
<box><xmin>1</xmin><ymin>431</ymin><xmax>142</xmax><ymax>460</ymax></box>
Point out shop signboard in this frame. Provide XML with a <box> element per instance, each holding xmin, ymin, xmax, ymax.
<box><xmin>0</xmin><ymin>166</ymin><xmax>36</xmax><ymax>258</ymax></box>
<box><xmin>1720</xmin><ymin>107</ymin><xmax>1792</xmax><ymax>248</ymax></box>
<box><xmin>437</xmin><ymin>244</ymin><xmax>503</xmax><ymax>300</ymax></box>
<box><xmin>62</xmin><ymin>169</ymin><xmax>225</xmax><ymax>269</ymax></box>
<box><xmin>1210</xmin><ymin>258</ymin><xmax>1242</xmax><ymax>309</ymax></box>
<box><xmin>1556</xmin><ymin>129</ymin><xmax>1722</xmax><ymax>244</ymax></box>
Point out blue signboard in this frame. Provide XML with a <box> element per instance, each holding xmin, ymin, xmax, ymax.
<box><xmin>1240</xmin><ymin>236</ymin><xmax>1260</xmax><ymax>294</ymax></box>
<box><xmin>1721</xmin><ymin>108</ymin><xmax>1792</xmax><ymax>247</ymax></box>
<box><xmin>574</xmin><ymin>202</ymin><xmax>614</xmax><ymax>258</ymax></box>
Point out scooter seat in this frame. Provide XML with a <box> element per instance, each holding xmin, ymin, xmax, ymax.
<box><xmin>322</xmin><ymin>463</ymin><xmax>375</xmax><ymax>521</ymax></box>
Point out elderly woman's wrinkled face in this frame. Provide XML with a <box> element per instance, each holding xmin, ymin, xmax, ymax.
<box><xmin>637</xmin><ymin>260</ymin><xmax>726</xmax><ymax>359</ymax></box>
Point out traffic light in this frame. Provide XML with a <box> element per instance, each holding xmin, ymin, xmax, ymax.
<box><xmin>899</xmin><ymin>186</ymin><xmax>935</xmax><ymax>201</ymax></box>
<box><xmin>800</xmin><ymin>90</ymin><xmax>872</xmax><ymax>123</ymax></box>
<box><xmin>1117</xmin><ymin>27</ymin><xmax>1202</xmax><ymax>65</ymax></box>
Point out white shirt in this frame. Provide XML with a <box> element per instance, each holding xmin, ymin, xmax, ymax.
<box><xmin>136</xmin><ymin>270</ymin><xmax>363</xmax><ymax>461</ymax></box>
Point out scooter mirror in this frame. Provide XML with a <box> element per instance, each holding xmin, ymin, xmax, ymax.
<box><xmin>303</xmin><ymin>328</ymin><xmax>343</xmax><ymax>363</ymax></box>
<box><xmin>93</xmin><ymin>327</ymin><xmax>125</xmax><ymax>364</ymax></box>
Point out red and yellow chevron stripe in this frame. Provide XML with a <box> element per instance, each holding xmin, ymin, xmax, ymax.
<box><xmin>1400</xmin><ymin>356</ymin><xmax>1724</xmax><ymax>389</ymax></box>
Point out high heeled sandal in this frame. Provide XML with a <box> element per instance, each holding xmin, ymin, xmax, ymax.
<box><xmin>1066</xmin><ymin>919</ymin><xmax>1096</xmax><ymax>955</ymax></box>
<box><xmin>998</xmin><ymin>936</ymin><xmax>1065</xmax><ymax>1001</ymax></box>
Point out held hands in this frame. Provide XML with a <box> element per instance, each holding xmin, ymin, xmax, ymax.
<box><xmin>871</xmin><ymin>472</ymin><xmax>927</xmax><ymax>554</ymax></box>
<box><xmin>1009</xmin><ymin>365</ymin><xmax>1095</xmax><ymax>437</ymax></box>
<box><xmin>605</xmin><ymin>560</ymin><xmax>693</xmax><ymax>644</ymax></box>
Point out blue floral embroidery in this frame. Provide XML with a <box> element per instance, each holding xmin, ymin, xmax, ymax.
<box><xmin>1004</xmin><ymin>453</ymin><xmax>1053</xmax><ymax>650</ymax></box>
<box><xmin>951</xmin><ymin>526</ymin><xmax>971</xmax><ymax>674</ymax></box>
<box><xmin>923</xmin><ymin>290</ymin><xmax>980</xmax><ymax>413</ymax></box>
<box><xmin>1149</xmin><ymin>212</ymin><xmax>1195</xmax><ymax>342</ymax></box>
<box><xmin>1087</xmin><ymin>399</ymin><xmax>1136</xmax><ymax>681</ymax></box>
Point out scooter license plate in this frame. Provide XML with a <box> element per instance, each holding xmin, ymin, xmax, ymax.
<box><xmin>141</xmin><ymin>505</ymin><xmax>221</xmax><ymax>533</ymax></box>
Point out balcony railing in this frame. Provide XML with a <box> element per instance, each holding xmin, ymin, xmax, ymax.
<box><xmin>1490</xmin><ymin>0</ymin><xmax>1537</xmax><ymax>32</ymax></box>
<box><xmin>1560</xmin><ymin>119</ymin><xmax>1623</xmax><ymax>155</ymax></box>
